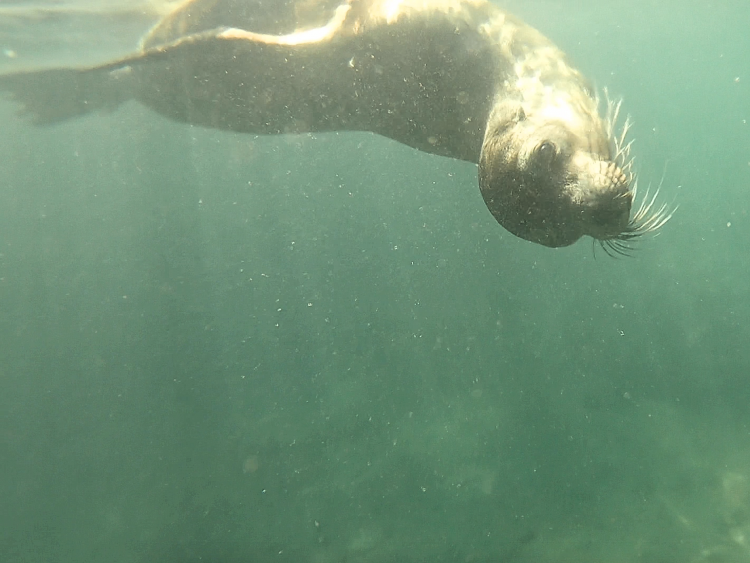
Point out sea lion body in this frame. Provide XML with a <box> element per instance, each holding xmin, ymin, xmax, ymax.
<box><xmin>136</xmin><ymin>0</ymin><xmax>501</xmax><ymax>162</ymax></box>
<box><xmin>0</xmin><ymin>0</ymin><xmax>668</xmax><ymax>250</ymax></box>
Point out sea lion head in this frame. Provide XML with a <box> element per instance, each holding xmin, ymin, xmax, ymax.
<box><xmin>478</xmin><ymin>94</ymin><xmax>666</xmax><ymax>254</ymax></box>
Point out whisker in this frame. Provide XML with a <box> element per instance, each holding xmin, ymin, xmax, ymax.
<box><xmin>610</xmin><ymin>183</ymin><xmax>677</xmax><ymax>251</ymax></box>
<box><xmin>610</xmin><ymin>239</ymin><xmax>635</xmax><ymax>256</ymax></box>
<box><xmin>598</xmin><ymin>238</ymin><xmax>634</xmax><ymax>258</ymax></box>
<box><xmin>596</xmin><ymin>91</ymin><xmax>677</xmax><ymax>256</ymax></box>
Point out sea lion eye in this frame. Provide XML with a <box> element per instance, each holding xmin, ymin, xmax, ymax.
<box><xmin>535</xmin><ymin>141</ymin><xmax>557</xmax><ymax>167</ymax></box>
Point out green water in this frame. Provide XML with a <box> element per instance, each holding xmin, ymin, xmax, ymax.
<box><xmin>1</xmin><ymin>1</ymin><xmax>750</xmax><ymax>562</ymax></box>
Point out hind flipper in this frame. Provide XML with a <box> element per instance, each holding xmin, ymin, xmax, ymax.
<box><xmin>0</xmin><ymin>63</ymin><xmax>135</xmax><ymax>125</ymax></box>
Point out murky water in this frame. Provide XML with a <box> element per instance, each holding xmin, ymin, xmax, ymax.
<box><xmin>1</xmin><ymin>1</ymin><xmax>749</xmax><ymax>562</ymax></box>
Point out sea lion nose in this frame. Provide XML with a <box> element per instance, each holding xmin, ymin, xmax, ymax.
<box><xmin>589</xmin><ymin>181</ymin><xmax>632</xmax><ymax>232</ymax></box>
<box><xmin>591</xmin><ymin>198</ymin><xmax>628</xmax><ymax>228</ymax></box>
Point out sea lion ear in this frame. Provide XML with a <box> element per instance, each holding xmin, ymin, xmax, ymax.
<box><xmin>516</xmin><ymin>107</ymin><xmax>526</xmax><ymax>122</ymax></box>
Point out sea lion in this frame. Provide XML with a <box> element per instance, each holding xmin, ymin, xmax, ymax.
<box><xmin>0</xmin><ymin>0</ymin><xmax>671</xmax><ymax>252</ymax></box>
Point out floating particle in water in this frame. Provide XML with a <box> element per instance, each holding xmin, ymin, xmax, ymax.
<box><xmin>243</xmin><ymin>455</ymin><xmax>260</xmax><ymax>474</ymax></box>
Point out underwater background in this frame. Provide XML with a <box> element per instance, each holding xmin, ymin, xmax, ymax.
<box><xmin>1</xmin><ymin>1</ymin><xmax>749</xmax><ymax>561</ymax></box>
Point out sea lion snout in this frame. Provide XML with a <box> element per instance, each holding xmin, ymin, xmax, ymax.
<box><xmin>570</xmin><ymin>156</ymin><xmax>633</xmax><ymax>241</ymax></box>
<box><xmin>579</xmin><ymin>170</ymin><xmax>633</xmax><ymax>241</ymax></box>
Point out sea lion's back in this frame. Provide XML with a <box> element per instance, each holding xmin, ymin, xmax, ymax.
<box><xmin>140</xmin><ymin>0</ymin><xmax>503</xmax><ymax>49</ymax></box>
<box><xmin>140</xmin><ymin>0</ymin><xmax>346</xmax><ymax>49</ymax></box>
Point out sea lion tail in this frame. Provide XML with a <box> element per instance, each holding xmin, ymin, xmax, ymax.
<box><xmin>0</xmin><ymin>65</ymin><xmax>134</xmax><ymax>125</ymax></box>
